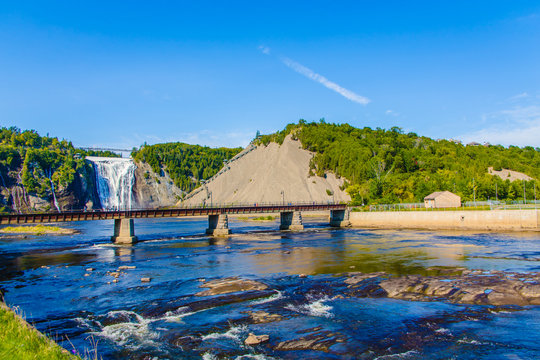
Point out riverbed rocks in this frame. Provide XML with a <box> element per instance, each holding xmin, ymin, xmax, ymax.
<box><xmin>244</xmin><ymin>333</ymin><xmax>269</xmax><ymax>345</ymax></box>
<box><xmin>118</xmin><ymin>265</ymin><xmax>136</xmax><ymax>270</ymax></box>
<box><xmin>345</xmin><ymin>270</ymin><xmax>540</xmax><ymax>306</ymax></box>
<box><xmin>196</xmin><ymin>277</ymin><xmax>268</xmax><ymax>296</ymax></box>
<box><xmin>274</xmin><ymin>330</ymin><xmax>346</xmax><ymax>351</ymax></box>
<box><xmin>246</xmin><ymin>310</ymin><xmax>283</xmax><ymax>324</ymax></box>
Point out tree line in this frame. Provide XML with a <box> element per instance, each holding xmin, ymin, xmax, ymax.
<box><xmin>131</xmin><ymin>142</ymin><xmax>242</xmax><ymax>193</ymax></box>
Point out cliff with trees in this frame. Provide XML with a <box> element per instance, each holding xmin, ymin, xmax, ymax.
<box><xmin>0</xmin><ymin>127</ymin><xmax>116</xmax><ymax>213</ymax></box>
<box><xmin>131</xmin><ymin>142</ymin><xmax>242</xmax><ymax>195</ymax></box>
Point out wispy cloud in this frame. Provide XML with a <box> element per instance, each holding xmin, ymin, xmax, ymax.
<box><xmin>258</xmin><ymin>45</ymin><xmax>270</xmax><ymax>55</ymax></box>
<box><xmin>385</xmin><ymin>109</ymin><xmax>398</xmax><ymax>116</ymax></box>
<box><xmin>508</xmin><ymin>92</ymin><xmax>530</xmax><ymax>102</ymax></box>
<box><xmin>459</xmin><ymin>105</ymin><xmax>540</xmax><ymax>147</ymax></box>
<box><xmin>281</xmin><ymin>57</ymin><xmax>370</xmax><ymax>105</ymax></box>
<box><xmin>258</xmin><ymin>45</ymin><xmax>370</xmax><ymax>105</ymax></box>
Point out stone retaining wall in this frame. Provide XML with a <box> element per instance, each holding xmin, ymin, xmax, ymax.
<box><xmin>350</xmin><ymin>209</ymin><xmax>540</xmax><ymax>231</ymax></box>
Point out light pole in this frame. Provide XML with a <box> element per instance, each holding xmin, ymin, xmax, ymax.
<box><xmin>280</xmin><ymin>190</ymin><xmax>284</xmax><ymax>205</ymax></box>
<box><xmin>209</xmin><ymin>191</ymin><xmax>213</xmax><ymax>207</ymax></box>
<box><xmin>524</xmin><ymin>182</ymin><xmax>527</xmax><ymax>205</ymax></box>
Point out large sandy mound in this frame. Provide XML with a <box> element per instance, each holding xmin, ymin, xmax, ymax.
<box><xmin>488</xmin><ymin>167</ymin><xmax>533</xmax><ymax>182</ymax></box>
<box><xmin>180</xmin><ymin>136</ymin><xmax>350</xmax><ymax>206</ymax></box>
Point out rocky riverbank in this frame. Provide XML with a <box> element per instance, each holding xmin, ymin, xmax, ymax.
<box><xmin>344</xmin><ymin>268</ymin><xmax>540</xmax><ymax>306</ymax></box>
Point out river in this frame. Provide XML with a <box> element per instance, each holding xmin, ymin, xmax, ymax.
<box><xmin>1</xmin><ymin>217</ymin><xmax>540</xmax><ymax>359</ymax></box>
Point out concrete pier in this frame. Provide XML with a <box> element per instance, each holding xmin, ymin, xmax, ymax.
<box><xmin>330</xmin><ymin>209</ymin><xmax>351</xmax><ymax>227</ymax></box>
<box><xmin>280</xmin><ymin>211</ymin><xmax>304</xmax><ymax>231</ymax></box>
<box><xmin>206</xmin><ymin>214</ymin><xmax>232</xmax><ymax>236</ymax></box>
<box><xmin>111</xmin><ymin>218</ymin><xmax>138</xmax><ymax>244</ymax></box>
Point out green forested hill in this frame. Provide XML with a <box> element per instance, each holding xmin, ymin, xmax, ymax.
<box><xmin>257</xmin><ymin>120</ymin><xmax>540</xmax><ymax>205</ymax></box>
<box><xmin>131</xmin><ymin>143</ymin><xmax>242</xmax><ymax>192</ymax></box>
<box><xmin>0</xmin><ymin>127</ymin><xmax>117</xmax><ymax>202</ymax></box>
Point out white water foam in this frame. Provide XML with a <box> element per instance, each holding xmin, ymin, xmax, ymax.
<box><xmin>78</xmin><ymin>307</ymin><xmax>202</xmax><ymax>350</ymax></box>
<box><xmin>249</xmin><ymin>290</ymin><xmax>283</xmax><ymax>305</ymax></box>
<box><xmin>374</xmin><ymin>350</ymin><xmax>420</xmax><ymax>359</ymax></box>
<box><xmin>161</xmin><ymin>306</ymin><xmax>197</xmax><ymax>323</ymax></box>
<box><xmin>457</xmin><ymin>338</ymin><xmax>484</xmax><ymax>345</ymax></box>
<box><xmin>235</xmin><ymin>355</ymin><xmax>277</xmax><ymax>360</ymax></box>
<box><xmin>202</xmin><ymin>324</ymin><xmax>248</xmax><ymax>342</ymax></box>
<box><xmin>202</xmin><ymin>353</ymin><xmax>219</xmax><ymax>360</ymax></box>
<box><xmin>95</xmin><ymin>310</ymin><xmax>158</xmax><ymax>348</ymax></box>
<box><xmin>435</xmin><ymin>327</ymin><xmax>452</xmax><ymax>335</ymax></box>
<box><xmin>285</xmin><ymin>296</ymin><xmax>333</xmax><ymax>318</ymax></box>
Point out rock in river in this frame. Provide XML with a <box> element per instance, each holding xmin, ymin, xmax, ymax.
<box><xmin>247</xmin><ymin>310</ymin><xmax>283</xmax><ymax>324</ymax></box>
<box><xmin>245</xmin><ymin>333</ymin><xmax>269</xmax><ymax>345</ymax></box>
<box><xmin>196</xmin><ymin>277</ymin><xmax>268</xmax><ymax>296</ymax></box>
<box><xmin>346</xmin><ymin>270</ymin><xmax>540</xmax><ymax>306</ymax></box>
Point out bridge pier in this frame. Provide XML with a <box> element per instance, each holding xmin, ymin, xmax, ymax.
<box><xmin>329</xmin><ymin>209</ymin><xmax>351</xmax><ymax>227</ymax></box>
<box><xmin>280</xmin><ymin>211</ymin><xmax>304</xmax><ymax>231</ymax></box>
<box><xmin>111</xmin><ymin>219</ymin><xmax>138</xmax><ymax>244</ymax></box>
<box><xmin>206</xmin><ymin>214</ymin><xmax>232</xmax><ymax>236</ymax></box>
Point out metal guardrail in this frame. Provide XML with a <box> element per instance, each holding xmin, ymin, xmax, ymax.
<box><xmin>367</xmin><ymin>200</ymin><xmax>539</xmax><ymax>212</ymax></box>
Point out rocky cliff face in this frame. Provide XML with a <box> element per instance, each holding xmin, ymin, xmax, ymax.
<box><xmin>0</xmin><ymin>160</ymin><xmax>183</xmax><ymax>213</ymax></box>
<box><xmin>132</xmin><ymin>161</ymin><xmax>183</xmax><ymax>209</ymax></box>
<box><xmin>0</xmin><ymin>163</ymin><xmax>100</xmax><ymax>212</ymax></box>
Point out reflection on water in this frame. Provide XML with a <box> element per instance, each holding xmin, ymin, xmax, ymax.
<box><xmin>0</xmin><ymin>218</ymin><xmax>539</xmax><ymax>359</ymax></box>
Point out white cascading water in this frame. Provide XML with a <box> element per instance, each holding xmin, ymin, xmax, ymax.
<box><xmin>86</xmin><ymin>157</ymin><xmax>137</xmax><ymax>210</ymax></box>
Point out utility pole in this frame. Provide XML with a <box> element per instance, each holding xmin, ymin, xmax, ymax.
<box><xmin>473</xmin><ymin>178</ymin><xmax>476</xmax><ymax>205</ymax></box>
<box><xmin>495</xmin><ymin>183</ymin><xmax>498</xmax><ymax>202</ymax></box>
<box><xmin>524</xmin><ymin>182</ymin><xmax>526</xmax><ymax>205</ymax></box>
<box><xmin>281</xmin><ymin>190</ymin><xmax>284</xmax><ymax>205</ymax></box>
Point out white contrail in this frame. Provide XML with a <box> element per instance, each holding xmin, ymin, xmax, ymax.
<box><xmin>281</xmin><ymin>57</ymin><xmax>370</xmax><ymax>105</ymax></box>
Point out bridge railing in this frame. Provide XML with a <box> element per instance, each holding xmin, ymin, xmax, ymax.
<box><xmin>173</xmin><ymin>200</ymin><xmax>346</xmax><ymax>209</ymax></box>
<box><xmin>3</xmin><ymin>201</ymin><xmax>348</xmax><ymax>215</ymax></box>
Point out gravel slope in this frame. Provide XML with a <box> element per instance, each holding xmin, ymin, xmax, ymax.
<box><xmin>180</xmin><ymin>136</ymin><xmax>350</xmax><ymax>206</ymax></box>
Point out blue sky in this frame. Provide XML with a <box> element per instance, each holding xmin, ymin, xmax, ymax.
<box><xmin>1</xmin><ymin>1</ymin><xmax>540</xmax><ymax>148</ymax></box>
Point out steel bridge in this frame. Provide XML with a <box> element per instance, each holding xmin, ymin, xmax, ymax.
<box><xmin>0</xmin><ymin>203</ymin><xmax>351</xmax><ymax>244</ymax></box>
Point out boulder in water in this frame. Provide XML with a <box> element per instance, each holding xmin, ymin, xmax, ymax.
<box><xmin>196</xmin><ymin>277</ymin><xmax>268</xmax><ymax>296</ymax></box>
<box><xmin>247</xmin><ymin>311</ymin><xmax>283</xmax><ymax>324</ymax></box>
<box><xmin>245</xmin><ymin>333</ymin><xmax>269</xmax><ymax>345</ymax></box>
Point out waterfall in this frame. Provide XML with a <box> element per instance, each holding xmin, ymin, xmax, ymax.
<box><xmin>86</xmin><ymin>157</ymin><xmax>137</xmax><ymax>210</ymax></box>
<box><xmin>46</xmin><ymin>169</ymin><xmax>61</xmax><ymax>212</ymax></box>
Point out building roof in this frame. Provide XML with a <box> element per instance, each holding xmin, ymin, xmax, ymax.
<box><xmin>424</xmin><ymin>191</ymin><xmax>460</xmax><ymax>201</ymax></box>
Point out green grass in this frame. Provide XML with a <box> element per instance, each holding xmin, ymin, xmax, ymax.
<box><xmin>0</xmin><ymin>303</ymin><xmax>81</xmax><ymax>360</ymax></box>
<box><xmin>0</xmin><ymin>225</ymin><xmax>76</xmax><ymax>235</ymax></box>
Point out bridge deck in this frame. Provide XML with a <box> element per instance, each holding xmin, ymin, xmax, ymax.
<box><xmin>0</xmin><ymin>204</ymin><xmax>347</xmax><ymax>225</ymax></box>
